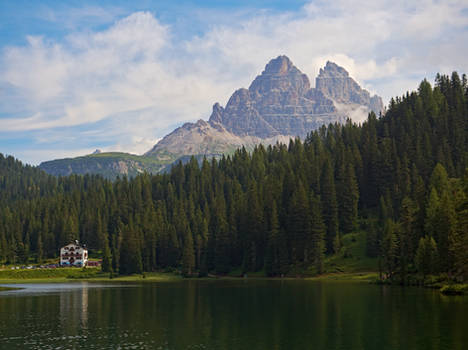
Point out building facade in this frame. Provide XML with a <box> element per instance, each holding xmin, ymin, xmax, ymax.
<box><xmin>60</xmin><ymin>241</ymin><xmax>88</xmax><ymax>267</ymax></box>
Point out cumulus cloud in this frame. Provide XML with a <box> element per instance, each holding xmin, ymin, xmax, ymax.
<box><xmin>1</xmin><ymin>1</ymin><xmax>467</xmax><ymax>164</ymax></box>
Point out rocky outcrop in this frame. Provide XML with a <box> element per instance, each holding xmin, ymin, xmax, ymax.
<box><xmin>212</xmin><ymin>56</ymin><xmax>335</xmax><ymax>138</ymax></box>
<box><xmin>145</xmin><ymin>109</ymin><xmax>295</xmax><ymax>162</ymax></box>
<box><xmin>316</xmin><ymin>61</ymin><xmax>384</xmax><ymax>115</ymax></box>
<box><xmin>40</xmin><ymin>56</ymin><xmax>384</xmax><ymax>178</ymax></box>
<box><xmin>145</xmin><ymin>118</ymin><xmax>251</xmax><ymax>161</ymax></box>
<box><xmin>207</xmin><ymin>55</ymin><xmax>382</xmax><ymax>139</ymax></box>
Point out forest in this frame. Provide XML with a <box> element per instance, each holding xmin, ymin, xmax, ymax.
<box><xmin>0</xmin><ymin>72</ymin><xmax>467</xmax><ymax>283</ymax></box>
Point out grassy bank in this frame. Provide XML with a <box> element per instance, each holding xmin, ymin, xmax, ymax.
<box><xmin>95</xmin><ymin>272</ymin><xmax>182</xmax><ymax>283</ymax></box>
<box><xmin>0</xmin><ymin>268</ymin><xmax>181</xmax><ymax>284</ymax></box>
<box><xmin>306</xmin><ymin>272</ymin><xmax>379</xmax><ymax>283</ymax></box>
<box><xmin>0</xmin><ymin>267</ymin><xmax>100</xmax><ymax>283</ymax></box>
<box><xmin>0</xmin><ymin>266</ymin><xmax>378</xmax><ymax>284</ymax></box>
<box><xmin>323</xmin><ymin>232</ymin><xmax>378</xmax><ymax>274</ymax></box>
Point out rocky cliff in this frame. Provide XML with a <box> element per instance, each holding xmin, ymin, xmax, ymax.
<box><xmin>40</xmin><ymin>56</ymin><xmax>384</xmax><ymax>178</ymax></box>
<box><xmin>148</xmin><ymin>56</ymin><xmax>383</xmax><ymax>163</ymax></box>
<box><xmin>315</xmin><ymin>61</ymin><xmax>384</xmax><ymax>114</ymax></box>
<box><xmin>145</xmin><ymin>119</ymin><xmax>250</xmax><ymax>160</ymax></box>
<box><xmin>211</xmin><ymin>56</ymin><xmax>335</xmax><ymax>138</ymax></box>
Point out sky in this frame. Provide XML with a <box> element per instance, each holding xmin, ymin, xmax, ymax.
<box><xmin>1</xmin><ymin>0</ymin><xmax>467</xmax><ymax>165</ymax></box>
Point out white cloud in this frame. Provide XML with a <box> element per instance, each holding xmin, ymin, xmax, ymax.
<box><xmin>1</xmin><ymin>1</ymin><xmax>467</xmax><ymax>164</ymax></box>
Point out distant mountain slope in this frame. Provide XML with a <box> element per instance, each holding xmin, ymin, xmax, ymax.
<box><xmin>144</xmin><ymin>117</ymin><xmax>293</xmax><ymax>161</ymax></box>
<box><xmin>144</xmin><ymin>119</ymin><xmax>250</xmax><ymax>161</ymax></box>
<box><xmin>40</xmin><ymin>152</ymin><xmax>166</xmax><ymax>179</ymax></box>
<box><xmin>40</xmin><ymin>56</ymin><xmax>383</xmax><ymax>178</ymax></box>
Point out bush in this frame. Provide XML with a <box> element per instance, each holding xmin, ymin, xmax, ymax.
<box><xmin>440</xmin><ymin>284</ymin><xmax>468</xmax><ymax>295</ymax></box>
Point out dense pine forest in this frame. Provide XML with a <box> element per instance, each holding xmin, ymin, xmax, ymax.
<box><xmin>0</xmin><ymin>73</ymin><xmax>467</xmax><ymax>283</ymax></box>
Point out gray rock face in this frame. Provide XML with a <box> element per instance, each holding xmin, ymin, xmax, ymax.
<box><xmin>316</xmin><ymin>61</ymin><xmax>384</xmax><ymax>114</ymax></box>
<box><xmin>207</xmin><ymin>56</ymin><xmax>382</xmax><ymax>139</ymax></box>
<box><xmin>148</xmin><ymin>56</ymin><xmax>384</xmax><ymax>163</ymax></box>
<box><xmin>145</xmin><ymin>118</ymin><xmax>250</xmax><ymax>160</ymax></box>
<box><xmin>221</xmin><ymin>88</ymin><xmax>278</xmax><ymax>138</ymax></box>
<box><xmin>40</xmin><ymin>56</ymin><xmax>384</xmax><ymax>178</ymax></box>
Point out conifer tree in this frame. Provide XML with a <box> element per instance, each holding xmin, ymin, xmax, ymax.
<box><xmin>309</xmin><ymin>194</ymin><xmax>326</xmax><ymax>274</ymax></box>
<box><xmin>265</xmin><ymin>202</ymin><xmax>280</xmax><ymax>276</ymax></box>
<box><xmin>36</xmin><ymin>232</ymin><xmax>43</xmax><ymax>263</ymax></box>
<box><xmin>320</xmin><ymin>159</ymin><xmax>339</xmax><ymax>253</ymax></box>
<box><xmin>451</xmin><ymin>171</ymin><xmax>468</xmax><ymax>280</ymax></box>
<box><xmin>425</xmin><ymin>187</ymin><xmax>440</xmax><ymax>238</ymax></box>
<box><xmin>101</xmin><ymin>242</ymin><xmax>112</xmax><ymax>273</ymax></box>
<box><xmin>0</xmin><ymin>229</ymin><xmax>6</xmax><ymax>263</ymax></box>
<box><xmin>181</xmin><ymin>227</ymin><xmax>195</xmax><ymax>277</ymax></box>
<box><xmin>288</xmin><ymin>181</ymin><xmax>310</xmax><ymax>264</ymax></box>
<box><xmin>382</xmin><ymin>220</ymin><xmax>399</xmax><ymax>280</ymax></box>
<box><xmin>119</xmin><ymin>222</ymin><xmax>143</xmax><ymax>275</ymax></box>
<box><xmin>399</xmin><ymin>196</ymin><xmax>417</xmax><ymax>279</ymax></box>
<box><xmin>213</xmin><ymin>194</ymin><xmax>231</xmax><ymax>274</ymax></box>
<box><xmin>340</xmin><ymin>162</ymin><xmax>359</xmax><ymax>233</ymax></box>
<box><xmin>366</xmin><ymin>221</ymin><xmax>379</xmax><ymax>258</ymax></box>
<box><xmin>415</xmin><ymin>236</ymin><xmax>438</xmax><ymax>278</ymax></box>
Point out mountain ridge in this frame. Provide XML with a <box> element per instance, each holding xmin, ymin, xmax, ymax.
<box><xmin>40</xmin><ymin>55</ymin><xmax>384</xmax><ymax>178</ymax></box>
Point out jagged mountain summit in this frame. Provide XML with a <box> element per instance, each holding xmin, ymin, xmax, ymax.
<box><xmin>145</xmin><ymin>56</ymin><xmax>383</xmax><ymax>161</ymax></box>
<box><xmin>316</xmin><ymin>61</ymin><xmax>383</xmax><ymax>115</ymax></box>
<box><xmin>40</xmin><ymin>56</ymin><xmax>383</xmax><ymax>178</ymax></box>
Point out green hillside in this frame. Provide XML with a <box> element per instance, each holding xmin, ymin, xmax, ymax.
<box><xmin>39</xmin><ymin>152</ymin><xmax>169</xmax><ymax>179</ymax></box>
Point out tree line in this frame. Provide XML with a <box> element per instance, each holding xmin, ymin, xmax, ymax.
<box><xmin>0</xmin><ymin>72</ymin><xmax>467</xmax><ymax>282</ymax></box>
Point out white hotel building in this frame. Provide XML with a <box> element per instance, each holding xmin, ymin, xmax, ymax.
<box><xmin>60</xmin><ymin>241</ymin><xmax>88</xmax><ymax>267</ymax></box>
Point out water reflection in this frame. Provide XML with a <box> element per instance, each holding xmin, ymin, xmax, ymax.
<box><xmin>0</xmin><ymin>281</ymin><xmax>467</xmax><ymax>349</ymax></box>
<box><xmin>59</xmin><ymin>283</ymin><xmax>88</xmax><ymax>330</ymax></box>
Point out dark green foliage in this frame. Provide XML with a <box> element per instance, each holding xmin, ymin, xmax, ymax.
<box><xmin>309</xmin><ymin>194</ymin><xmax>326</xmax><ymax>274</ymax></box>
<box><xmin>399</xmin><ymin>196</ymin><xmax>417</xmax><ymax>280</ymax></box>
<box><xmin>288</xmin><ymin>181</ymin><xmax>310</xmax><ymax>265</ymax></box>
<box><xmin>119</xmin><ymin>222</ymin><xmax>143</xmax><ymax>275</ymax></box>
<box><xmin>415</xmin><ymin>236</ymin><xmax>438</xmax><ymax>277</ymax></box>
<box><xmin>339</xmin><ymin>162</ymin><xmax>359</xmax><ymax>233</ymax></box>
<box><xmin>0</xmin><ymin>73</ymin><xmax>467</xmax><ymax>281</ymax></box>
<box><xmin>451</xmin><ymin>170</ymin><xmax>468</xmax><ymax>280</ymax></box>
<box><xmin>181</xmin><ymin>228</ymin><xmax>195</xmax><ymax>276</ymax></box>
<box><xmin>381</xmin><ymin>220</ymin><xmax>400</xmax><ymax>280</ymax></box>
<box><xmin>265</xmin><ymin>202</ymin><xmax>281</xmax><ymax>276</ymax></box>
<box><xmin>365</xmin><ymin>221</ymin><xmax>379</xmax><ymax>258</ymax></box>
<box><xmin>101</xmin><ymin>243</ymin><xmax>112</xmax><ymax>273</ymax></box>
<box><xmin>320</xmin><ymin>159</ymin><xmax>339</xmax><ymax>254</ymax></box>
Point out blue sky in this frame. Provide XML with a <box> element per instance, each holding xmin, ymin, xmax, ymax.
<box><xmin>1</xmin><ymin>0</ymin><xmax>467</xmax><ymax>165</ymax></box>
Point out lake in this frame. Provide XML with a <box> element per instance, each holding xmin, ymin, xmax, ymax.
<box><xmin>0</xmin><ymin>280</ymin><xmax>466</xmax><ymax>349</ymax></box>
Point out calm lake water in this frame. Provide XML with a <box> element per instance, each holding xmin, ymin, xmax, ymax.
<box><xmin>0</xmin><ymin>280</ymin><xmax>466</xmax><ymax>349</ymax></box>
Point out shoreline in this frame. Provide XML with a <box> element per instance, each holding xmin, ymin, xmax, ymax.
<box><xmin>0</xmin><ymin>269</ymin><xmax>381</xmax><ymax>285</ymax></box>
<box><xmin>0</xmin><ymin>286</ymin><xmax>23</xmax><ymax>291</ymax></box>
<box><xmin>0</xmin><ymin>269</ymin><xmax>466</xmax><ymax>295</ymax></box>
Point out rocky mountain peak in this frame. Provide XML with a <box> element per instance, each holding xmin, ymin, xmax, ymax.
<box><xmin>209</xmin><ymin>102</ymin><xmax>224</xmax><ymax>124</ymax></box>
<box><xmin>315</xmin><ymin>61</ymin><xmax>384</xmax><ymax>114</ymax></box>
<box><xmin>319</xmin><ymin>61</ymin><xmax>349</xmax><ymax>78</ymax></box>
<box><xmin>263</xmin><ymin>55</ymin><xmax>295</xmax><ymax>75</ymax></box>
<box><xmin>40</xmin><ymin>56</ymin><xmax>385</xmax><ymax>178</ymax></box>
<box><xmin>249</xmin><ymin>55</ymin><xmax>310</xmax><ymax>95</ymax></box>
